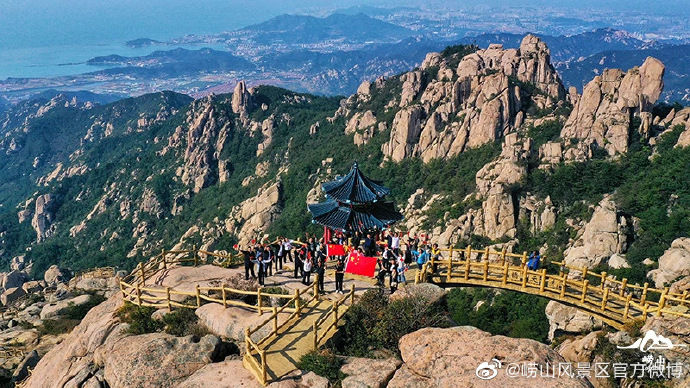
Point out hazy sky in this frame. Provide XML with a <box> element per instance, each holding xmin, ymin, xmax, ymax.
<box><xmin>1</xmin><ymin>0</ymin><xmax>688</xmax><ymax>49</ymax></box>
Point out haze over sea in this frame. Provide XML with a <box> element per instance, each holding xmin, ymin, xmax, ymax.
<box><xmin>0</xmin><ymin>0</ymin><xmax>361</xmax><ymax>79</ymax></box>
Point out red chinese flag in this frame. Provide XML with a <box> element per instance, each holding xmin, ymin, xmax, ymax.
<box><xmin>327</xmin><ymin>244</ymin><xmax>346</xmax><ymax>256</ymax></box>
<box><xmin>345</xmin><ymin>252</ymin><xmax>377</xmax><ymax>277</ymax></box>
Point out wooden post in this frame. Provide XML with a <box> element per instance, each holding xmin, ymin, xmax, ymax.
<box><xmin>312</xmin><ymin>321</ymin><xmax>318</xmax><ymax>350</ymax></box>
<box><xmin>313</xmin><ymin>274</ymin><xmax>319</xmax><ymax>300</ymax></box>
<box><xmin>641</xmin><ymin>283</ymin><xmax>649</xmax><ymax>305</ymax></box>
<box><xmin>539</xmin><ymin>269</ymin><xmax>546</xmax><ymax>293</ymax></box>
<box><xmin>257</xmin><ymin>287</ymin><xmax>263</xmax><ymax>315</ymax></box>
<box><xmin>222</xmin><ymin>287</ymin><xmax>227</xmax><ymax>308</ymax></box>
<box><xmin>600</xmin><ymin>271</ymin><xmax>607</xmax><ymax>290</ymax></box>
<box><xmin>136</xmin><ymin>284</ymin><xmax>142</xmax><ymax>305</ymax></box>
<box><xmin>601</xmin><ymin>288</ymin><xmax>609</xmax><ymax>311</ymax></box>
<box><xmin>657</xmin><ymin>288</ymin><xmax>668</xmax><ymax>317</ymax></box>
<box><xmin>581</xmin><ymin>267</ymin><xmax>588</xmax><ymax>281</ymax></box>
<box><xmin>119</xmin><ymin>278</ymin><xmax>126</xmax><ymax>299</ymax></box>
<box><xmin>464</xmin><ymin>259</ymin><xmax>470</xmax><ymax>281</ymax></box>
<box><xmin>500</xmin><ymin>247</ymin><xmax>507</xmax><ymax>264</ymax></box>
<box><xmin>193</xmin><ymin>244</ymin><xmax>198</xmax><ymax>266</ymax></box>
<box><xmin>642</xmin><ymin>303</ymin><xmax>649</xmax><ymax>320</ymax></box>
<box><xmin>449</xmin><ymin>247</ymin><xmax>454</xmax><ymax>263</ymax></box>
<box><xmin>294</xmin><ymin>289</ymin><xmax>301</xmax><ymax>316</ymax></box>
<box><xmin>166</xmin><ymin>287</ymin><xmax>172</xmax><ymax>312</ymax></box>
<box><xmin>521</xmin><ymin>251</ymin><xmax>527</xmax><ymax>267</ymax></box>
<box><xmin>483</xmin><ymin>247</ymin><xmax>489</xmax><ymax>261</ymax></box>
<box><xmin>162</xmin><ymin>249</ymin><xmax>167</xmax><ymax>269</ymax></box>
<box><xmin>683</xmin><ymin>290</ymin><xmax>689</xmax><ymax>301</ymax></box>
<box><xmin>466</xmin><ymin>245</ymin><xmax>472</xmax><ymax>262</ymax></box>
<box><xmin>260</xmin><ymin>350</ymin><xmax>267</xmax><ymax>385</ymax></box>
<box><xmin>623</xmin><ymin>295</ymin><xmax>632</xmax><ymax>320</ymax></box>
<box><xmin>560</xmin><ymin>274</ymin><xmax>566</xmax><ymax>298</ymax></box>
<box><xmin>195</xmin><ymin>284</ymin><xmax>201</xmax><ymax>307</ymax></box>
<box><xmin>521</xmin><ymin>265</ymin><xmax>528</xmax><ymax>288</ymax></box>
<box><xmin>580</xmin><ymin>280</ymin><xmax>589</xmax><ymax>303</ymax></box>
<box><xmin>620</xmin><ymin>278</ymin><xmax>628</xmax><ymax>297</ymax></box>
<box><xmin>139</xmin><ymin>262</ymin><xmax>146</xmax><ymax>286</ymax></box>
<box><xmin>350</xmin><ymin>284</ymin><xmax>355</xmax><ymax>305</ymax></box>
<box><xmin>272</xmin><ymin>307</ymin><xmax>278</xmax><ymax>333</ymax></box>
<box><xmin>502</xmin><ymin>262</ymin><xmax>509</xmax><ymax>285</ymax></box>
<box><xmin>446</xmin><ymin>251</ymin><xmax>453</xmax><ymax>282</ymax></box>
<box><xmin>482</xmin><ymin>261</ymin><xmax>488</xmax><ymax>281</ymax></box>
<box><xmin>244</xmin><ymin>327</ymin><xmax>251</xmax><ymax>351</ymax></box>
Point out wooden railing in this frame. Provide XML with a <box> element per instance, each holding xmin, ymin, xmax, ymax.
<box><xmin>311</xmin><ymin>284</ymin><xmax>356</xmax><ymax>349</ymax></box>
<box><xmin>242</xmin><ymin>279</ymin><xmax>317</xmax><ymax>385</ymax></box>
<box><xmin>118</xmin><ymin>246</ymin><xmax>293</xmax><ymax>314</ymax></box>
<box><xmin>242</xmin><ymin>277</ymin><xmax>356</xmax><ymax>386</ymax></box>
<box><xmin>415</xmin><ymin>246</ymin><xmax>690</xmax><ymax>328</ymax></box>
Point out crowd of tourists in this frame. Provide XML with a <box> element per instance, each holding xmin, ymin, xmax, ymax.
<box><xmin>238</xmin><ymin>231</ymin><xmax>445</xmax><ymax>294</ymax></box>
<box><xmin>239</xmin><ymin>231</ymin><xmax>542</xmax><ymax>293</ymax></box>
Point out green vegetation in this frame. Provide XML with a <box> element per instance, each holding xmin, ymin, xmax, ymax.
<box><xmin>446</xmin><ymin>288</ymin><xmax>551</xmax><ymax>342</ymax></box>
<box><xmin>116</xmin><ymin>303</ymin><xmax>164</xmax><ymax>334</ymax></box>
<box><xmin>526</xmin><ymin>119</ymin><xmax>563</xmax><ymax>149</ymax></box>
<box><xmin>36</xmin><ymin>293</ymin><xmax>107</xmax><ymax>335</ymax></box>
<box><xmin>38</xmin><ymin>319</ymin><xmax>81</xmax><ymax>336</ymax></box>
<box><xmin>116</xmin><ymin>301</ymin><xmax>210</xmax><ymax>337</ymax></box>
<box><xmin>440</xmin><ymin>44</ymin><xmax>479</xmax><ymax>69</ymax></box>
<box><xmin>298</xmin><ymin>350</ymin><xmax>346</xmax><ymax>387</ymax></box>
<box><xmin>61</xmin><ymin>293</ymin><xmax>107</xmax><ymax>320</ymax></box>
<box><xmin>161</xmin><ymin>307</ymin><xmax>210</xmax><ymax>337</ymax></box>
<box><xmin>333</xmin><ymin>288</ymin><xmax>449</xmax><ymax>357</ymax></box>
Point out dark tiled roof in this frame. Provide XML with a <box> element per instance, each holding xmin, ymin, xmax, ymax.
<box><xmin>321</xmin><ymin>162</ymin><xmax>390</xmax><ymax>204</ymax></box>
<box><xmin>307</xmin><ymin>199</ymin><xmax>403</xmax><ymax>232</ymax></box>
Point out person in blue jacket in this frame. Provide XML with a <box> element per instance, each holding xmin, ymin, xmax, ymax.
<box><xmin>527</xmin><ymin>250</ymin><xmax>541</xmax><ymax>270</ymax></box>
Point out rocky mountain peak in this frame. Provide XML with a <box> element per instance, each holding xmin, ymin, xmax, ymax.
<box><xmin>231</xmin><ymin>80</ymin><xmax>252</xmax><ymax>116</ymax></box>
<box><xmin>560</xmin><ymin>56</ymin><xmax>665</xmax><ymax>158</ymax></box>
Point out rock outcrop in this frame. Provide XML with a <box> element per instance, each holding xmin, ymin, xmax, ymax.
<box><xmin>563</xmin><ymin>196</ymin><xmax>632</xmax><ymax>269</ymax></box>
<box><xmin>388</xmin><ymin>326</ymin><xmax>590</xmax><ymax>387</ymax></box>
<box><xmin>375</xmin><ymin>35</ymin><xmax>565</xmax><ymax>163</ymax></box>
<box><xmin>31</xmin><ymin>194</ymin><xmax>56</xmax><ymax>242</ymax></box>
<box><xmin>545</xmin><ymin>301</ymin><xmax>603</xmax><ymax>341</ymax></box>
<box><xmin>225</xmin><ymin>180</ymin><xmax>283</xmax><ymax>247</ymax></box>
<box><xmin>94</xmin><ymin>334</ymin><xmax>225</xmax><ymax>388</ymax></box>
<box><xmin>649</xmin><ymin>238</ymin><xmax>690</xmax><ymax>288</ymax></box>
<box><xmin>232</xmin><ymin>80</ymin><xmax>252</xmax><ymax>116</ymax></box>
<box><xmin>560</xmin><ymin>57</ymin><xmax>665</xmax><ymax>158</ymax></box>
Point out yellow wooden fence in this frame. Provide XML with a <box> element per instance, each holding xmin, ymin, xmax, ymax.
<box><xmin>415</xmin><ymin>246</ymin><xmax>690</xmax><ymax>329</ymax></box>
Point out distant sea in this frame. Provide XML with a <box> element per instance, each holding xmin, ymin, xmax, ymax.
<box><xmin>0</xmin><ymin>0</ymin><xmax>341</xmax><ymax>79</ymax></box>
<box><xmin>0</xmin><ymin>42</ymin><xmax>229</xmax><ymax>79</ymax></box>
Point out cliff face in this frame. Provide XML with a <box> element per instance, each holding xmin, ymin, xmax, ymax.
<box><xmin>560</xmin><ymin>57</ymin><xmax>665</xmax><ymax>159</ymax></box>
<box><xmin>333</xmin><ymin>35</ymin><xmax>566</xmax><ymax>163</ymax></box>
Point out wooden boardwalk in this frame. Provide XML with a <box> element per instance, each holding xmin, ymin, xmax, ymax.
<box><xmin>243</xmin><ymin>299</ymin><xmax>348</xmax><ymax>383</ymax></box>
<box><xmin>416</xmin><ymin>246</ymin><xmax>690</xmax><ymax>329</ymax></box>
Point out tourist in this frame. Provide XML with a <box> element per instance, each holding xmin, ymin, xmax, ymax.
<box><xmin>263</xmin><ymin>245</ymin><xmax>273</xmax><ymax>276</ymax></box>
<box><xmin>302</xmin><ymin>256</ymin><xmax>313</xmax><ymax>285</ymax></box>
<box><xmin>363</xmin><ymin>233</ymin><xmax>375</xmax><ymax>256</ymax></box>
<box><xmin>391</xmin><ymin>232</ymin><xmax>401</xmax><ymax>255</ymax></box>
<box><xmin>294</xmin><ymin>245</ymin><xmax>305</xmax><ymax>279</ymax></box>
<box><xmin>242</xmin><ymin>246</ymin><xmax>256</xmax><ymax>280</ymax></box>
<box><xmin>390</xmin><ymin>266</ymin><xmax>399</xmax><ymax>293</ymax></box>
<box><xmin>528</xmin><ymin>250</ymin><xmax>541</xmax><ymax>270</ymax></box>
<box><xmin>431</xmin><ymin>243</ymin><xmax>442</xmax><ymax>272</ymax></box>
<box><xmin>334</xmin><ymin>258</ymin><xmax>345</xmax><ymax>293</ymax></box>
<box><xmin>397</xmin><ymin>255</ymin><xmax>407</xmax><ymax>285</ymax></box>
<box><xmin>315</xmin><ymin>245</ymin><xmax>326</xmax><ymax>292</ymax></box>
<box><xmin>282</xmin><ymin>238</ymin><xmax>293</xmax><ymax>263</ymax></box>
<box><xmin>376</xmin><ymin>265</ymin><xmax>388</xmax><ymax>288</ymax></box>
<box><xmin>416</xmin><ymin>246</ymin><xmax>428</xmax><ymax>270</ymax></box>
<box><xmin>276</xmin><ymin>238</ymin><xmax>285</xmax><ymax>270</ymax></box>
